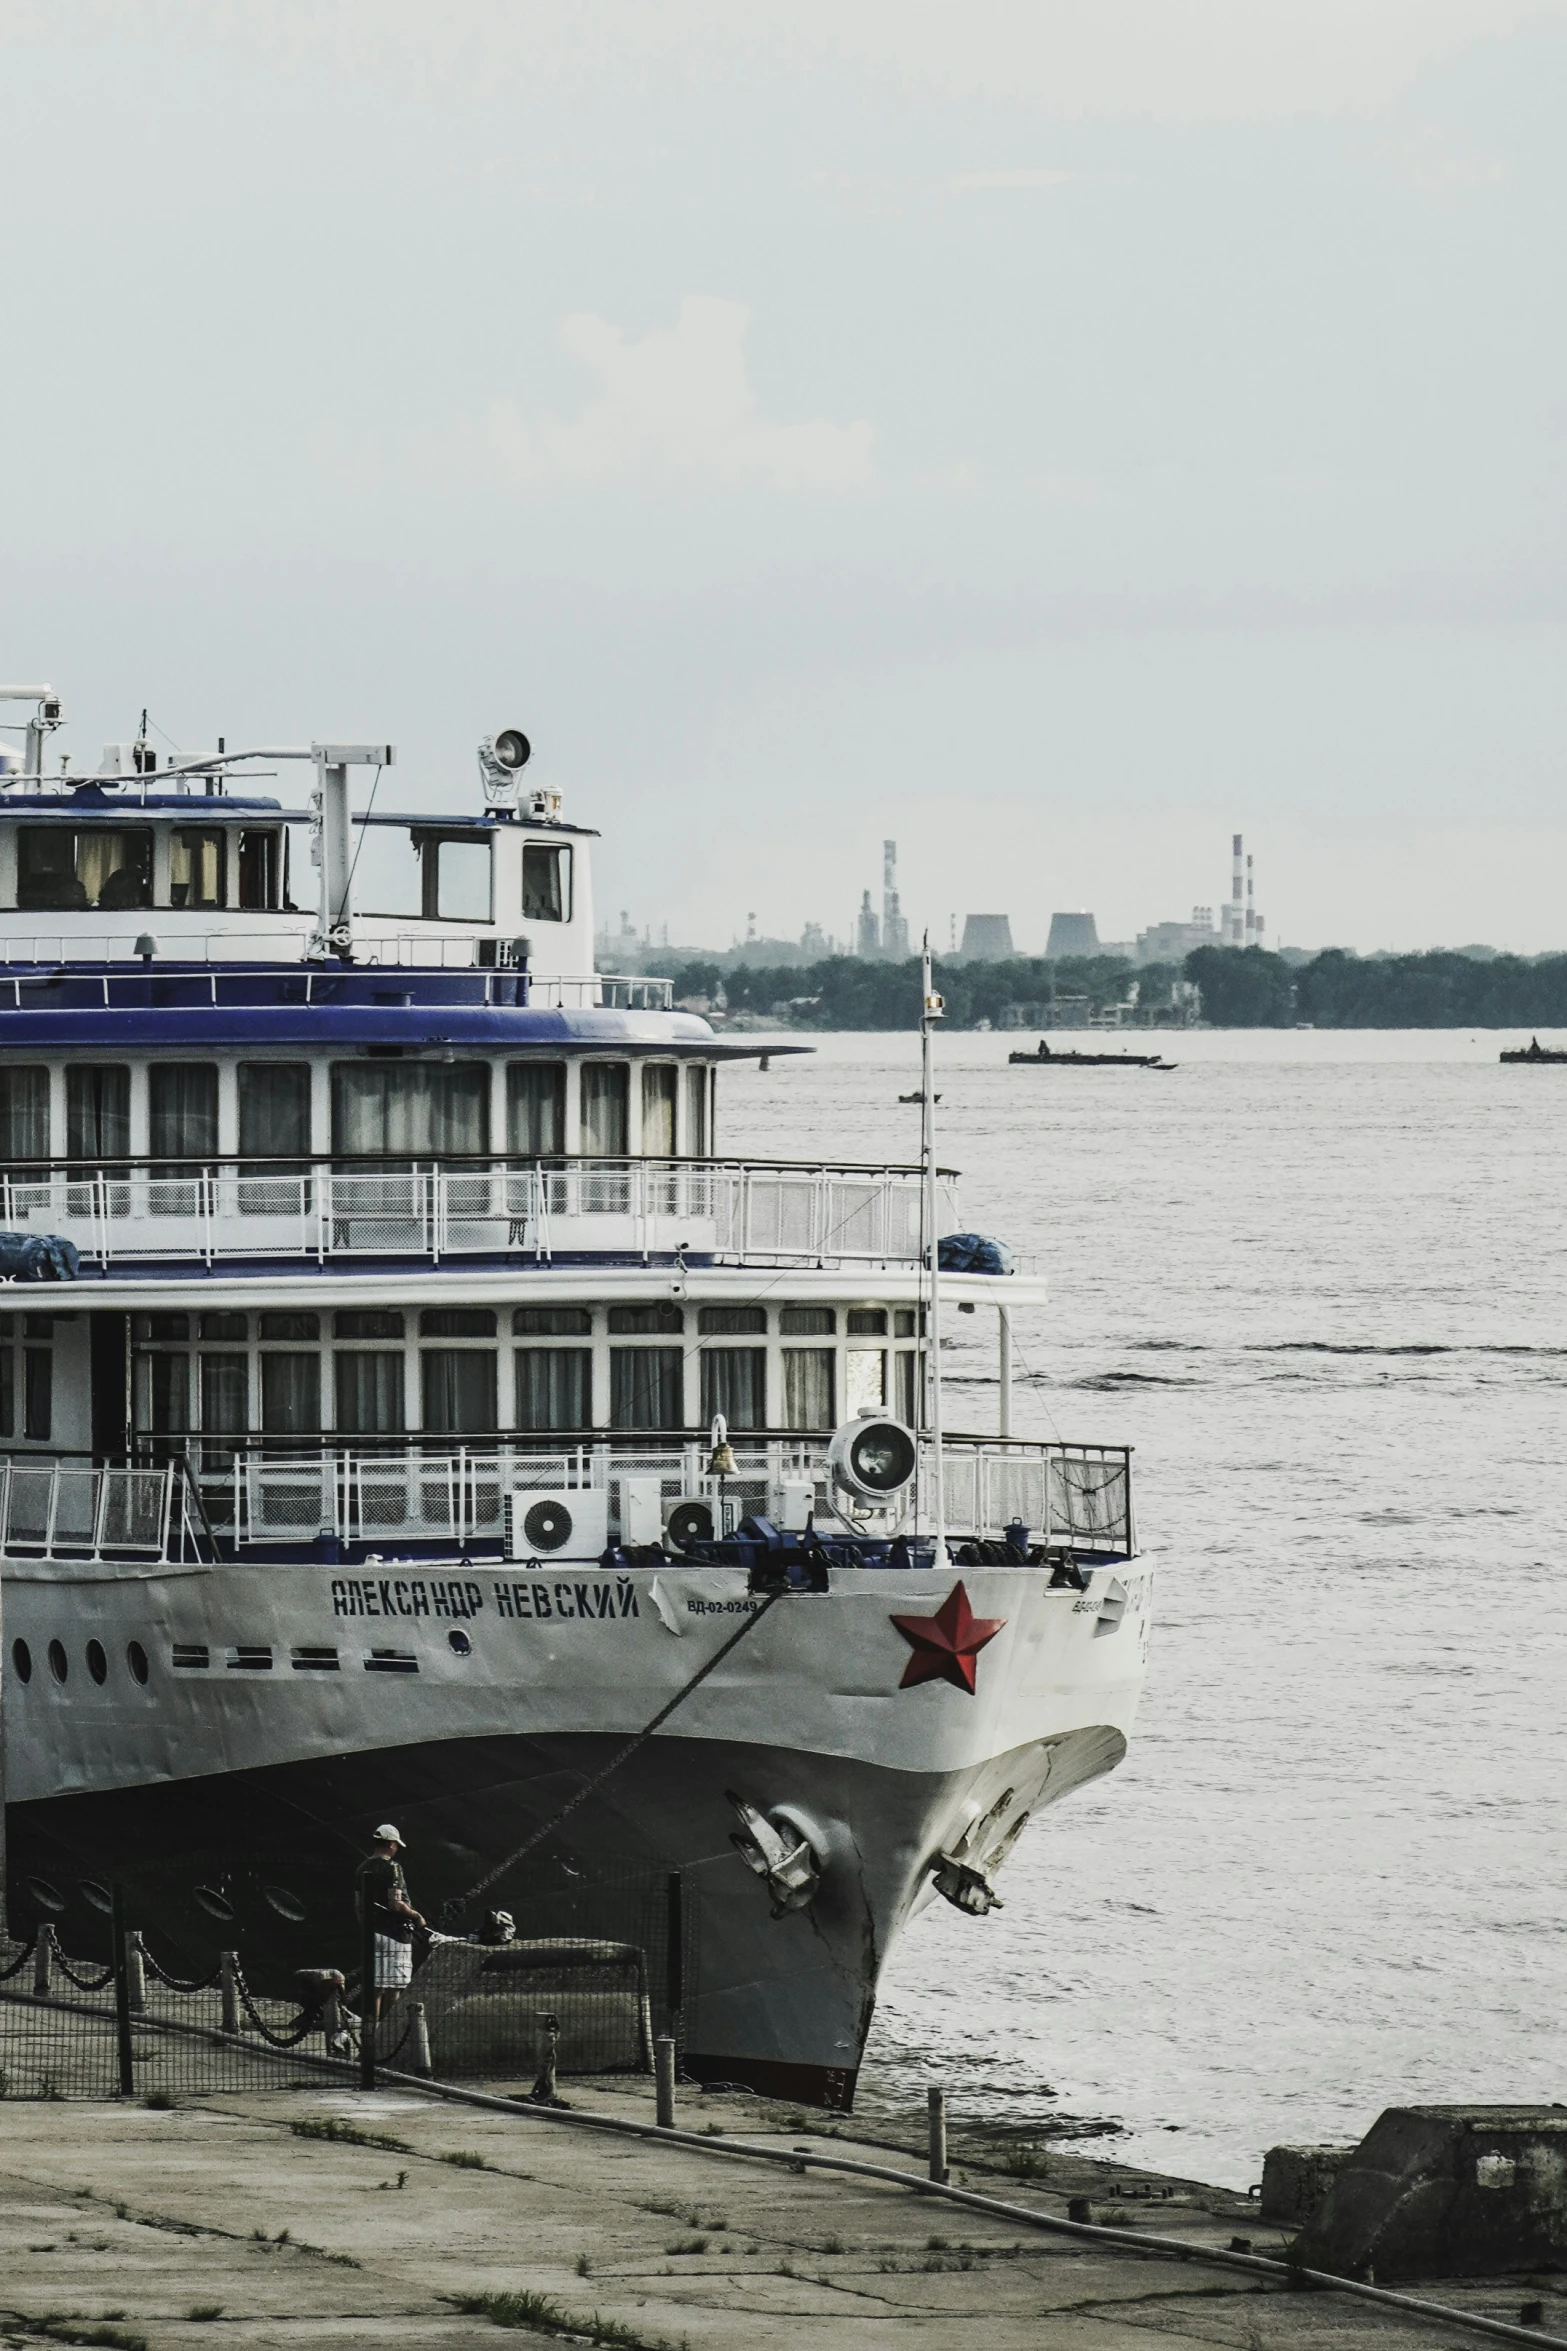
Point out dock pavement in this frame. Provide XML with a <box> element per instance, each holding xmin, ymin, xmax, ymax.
<box><xmin>2</xmin><ymin>2075</ymin><xmax>1564</xmax><ymax>2349</ymax></box>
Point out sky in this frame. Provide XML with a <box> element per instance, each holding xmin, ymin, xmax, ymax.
<box><xmin>2</xmin><ymin>1</ymin><xmax>1565</xmax><ymax>955</ymax></box>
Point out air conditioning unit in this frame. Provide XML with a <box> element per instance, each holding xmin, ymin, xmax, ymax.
<box><xmin>663</xmin><ymin>1493</ymin><xmax>716</xmax><ymax>1552</ymax></box>
<box><xmin>620</xmin><ymin>1476</ymin><xmax>667</xmax><ymax>1546</ymax></box>
<box><xmin>504</xmin><ymin>1489</ymin><xmax>609</xmax><ymax>1562</ymax></box>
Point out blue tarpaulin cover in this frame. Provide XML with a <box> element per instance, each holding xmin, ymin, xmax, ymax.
<box><xmin>935</xmin><ymin>1232</ymin><xmax>1014</xmax><ymax>1276</ymax></box>
<box><xmin>0</xmin><ymin>1233</ymin><xmax>81</xmax><ymax>1281</ymax></box>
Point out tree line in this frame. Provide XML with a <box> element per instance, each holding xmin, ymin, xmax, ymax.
<box><xmin>657</xmin><ymin>954</ymin><xmax>1178</xmax><ymax>1030</ymax></box>
<box><xmin>1185</xmin><ymin>946</ymin><xmax>1567</xmax><ymax>1029</ymax></box>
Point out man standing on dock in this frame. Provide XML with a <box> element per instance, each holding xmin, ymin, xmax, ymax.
<box><xmin>354</xmin><ymin>1824</ymin><xmax>425</xmax><ymax>2020</ymax></box>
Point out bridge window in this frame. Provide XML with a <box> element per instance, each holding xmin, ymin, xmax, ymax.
<box><xmin>0</xmin><ymin>1068</ymin><xmax>48</xmax><ymax>1165</ymax></box>
<box><xmin>514</xmin><ymin>1349</ymin><xmax>592</xmax><ymax>1431</ymax></box>
<box><xmin>641</xmin><ymin>1065</ymin><xmax>676</xmax><ymax>1157</ymax></box>
<box><xmin>507</xmin><ymin>1062</ymin><xmax>565</xmax><ymax>1156</ymax></box>
<box><xmin>522</xmin><ymin>842</ymin><xmax>571</xmax><ymax>923</ymax></box>
<box><xmin>237</xmin><ymin>829</ymin><xmax>281</xmax><ymax>910</ymax></box>
<box><xmin>332</xmin><ymin>1063</ymin><xmax>489</xmax><ymax>1157</ymax></box>
<box><xmin>170</xmin><ymin>828</ymin><xmax>225</xmax><ymax>909</ymax></box>
<box><xmin>580</xmin><ymin>1063</ymin><xmax>629</xmax><ymax>1156</ymax></box>
<box><xmin>18</xmin><ymin>826</ymin><xmax>152</xmax><ymax>912</ymax></box>
<box><xmin>700</xmin><ymin>1348</ymin><xmax>765</xmax><ymax>1430</ymax></box>
<box><xmin>685</xmin><ymin>1064</ymin><xmax>709</xmax><ymax>1156</ymax></box>
<box><xmin>610</xmin><ymin>1347</ymin><xmax>681</xmax><ymax>1430</ymax></box>
<box><xmin>428</xmin><ymin>836</ymin><xmax>491</xmax><ymax>923</ymax></box>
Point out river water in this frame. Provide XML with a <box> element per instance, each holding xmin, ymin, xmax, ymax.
<box><xmin>722</xmin><ymin>1028</ymin><xmax>1567</xmax><ymax>2189</ymax></box>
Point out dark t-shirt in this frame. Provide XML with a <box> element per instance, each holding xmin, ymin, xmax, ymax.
<box><xmin>356</xmin><ymin>1853</ymin><xmax>413</xmax><ymax>1944</ymax></box>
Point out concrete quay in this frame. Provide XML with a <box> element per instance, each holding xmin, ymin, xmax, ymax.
<box><xmin>2</xmin><ymin>2077</ymin><xmax>1564</xmax><ymax>2351</ymax></box>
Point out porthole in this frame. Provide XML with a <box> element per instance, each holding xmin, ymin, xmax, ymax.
<box><xmin>86</xmin><ymin>1639</ymin><xmax>107</xmax><ymax>1685</ymax></box>
<box><xmin>26</xmin><ymin>1877</ymin><xmax>65</xmax><ymax>1913</ymax></box>
<box><xmin>47</xmin><ymin>1639</ymin><xmax>68</xmax><ymax>1684</ymax></box>
<box><xmin>448</xmin><ymin>1628</ymin><xmax>472</xmax><ymax>1657</ymax></box>
<box><xmin>11</xmin><ymin>1637</ymin><xmax>31</xmax><ymax>1683</ymax></box>
<box><xmin>263</xmin><ymin>1886</ymin><xmax>308</xmax><ymax>1923</ymax></box>
<box><xmin>80</xmin><ymin>1880</ymin><xmax>113</xmax><ymax>1915</ymax></box>
<box><xmin>193</xmin><ymin>1885</ymin><xmax>235</xmax><ymax>1923</ymax></box>
<box><xmin>127</xmin><ymin>1640</ymin><xmax>149</xmax><ymax>1685</ymax></box>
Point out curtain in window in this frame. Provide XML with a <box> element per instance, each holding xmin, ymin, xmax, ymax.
<box><xmin>580</xmin><ymin>1063</ymin><xmax>629</xmax><ymax>1156</ymax></box>
<box><xmin>0</xmin><ymin>1069</ymin><xmax>48</xmax><ymax>1165</ymax></box>
<box><xmin>150</xmin><ymin>1065</ymin><xmax>219</xmax><ymax>1159</ymax></box>
<box><xmin>67</xmin><ymin>1066</ymin><xmax>130</xmax><ymax>1161</ymax></box>
<box><xmin>700</xmin><ymin>1348</ymin><xmax>766</xmax><ymax>1430</ymax></box>
<box><xmin>24</xmin><ymin>1346</ymin><xmax>51</xmax><ymax>1442</ymax></box>
<box><xmin>331</xmin><ymin>1064</ymin><xmax>489</xmax><ymax>1156</ymax></box>
<box><xmin>610</xmin><ymin>1346</ymin><xmax>682</xmax><ymax>1430</ymax></box>
<box><xmin>200</xmin><ymin>1353</ymin><xmax>248</xmax><ymax>1433</ymax></box>
<box><xmin>239</xmin><ymin>1065</ymin><xmax>311</xmax><ymax>1158</ymax></box>
<box><xmin>514</xmin><ymin>1349</ymin><xmax>592</xmax><ymax>1431</ymax></box>
<box><xmin>783</xmin><ymin>1349</ymin><xmax>835</xmax><ymax>1430</ymax></box>
<box><xmin>507</xmin><ymin>1062</ymin><xmax>565</xmax><ymax>1155</ymax></box>
<box><xmin>685</xmin><ymin>1065</ymin><xmax>709</xmax><ymax>1157</ymax></box>
<box><xmin>170</xmin><ymin>830</ymin><xmax>224</xmax><ymax>909</ymax></box>
<box><xmin>421</xmin><ymin>1350</ymin><xmax>497</xmax><ymax>1433</ymax></box>
<box><xmin>77</xmin><ymin>830</ymin><xmax>153</xmax><ymax>910</ymax></box>
<box><xmin>134</xmin><ymin>1351</ymin><xmax>190</xmax><ymax>1434</ymax></box>
<box><xmin>522</xmin><ymin>843</ymin><xmax>569</xmax><ymax>922</ymax></box>
<box><xmin>261</xmin><ymin>1352</ymin><xmax>320</xmax><ymax>1435</ymax></box>
<box><xmin>335</xmin><ymin>1352</ymin><xmax>406</xmax><ymax>1434</ymax></box>
<box><xmin>641</xmin><ymin>1065</ymin><xmax>677</xmax><ymax>1158</ymax></box>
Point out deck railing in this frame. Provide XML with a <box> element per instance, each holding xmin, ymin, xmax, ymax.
<box><xmin>0</xmin><ymin>1155</ymin><xmax>959</xmax><ymax>1271</ymax></box>
<box><xmin>0</xmin><ymin>1439</ymin><xmax>1131</xmax><ymax>1563</ymax></box>
<box><xmin>0</xmin><ymin>934</ymin><xmax>675</xmax><ymax>1001</ymax></box>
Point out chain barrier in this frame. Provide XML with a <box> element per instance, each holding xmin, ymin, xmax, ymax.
<box><xmin>142</xmin><ymin>1949</ymin><xmax>224</xmax><ymax>1994</ymax></box>
<box><xmin>0</xmin><ymin>1934</ymin><xmax>39</xmax><ymax>1981</ymax></box>
<box><xmin>232</xmin><ymin>1962</ymin><xmax>332</xmax><ymax>2050</ymax></box>
<box><xmin>51</xmin><ymin>1948</ymin><xmax>115</xmax><ymax>1992</ymax></box>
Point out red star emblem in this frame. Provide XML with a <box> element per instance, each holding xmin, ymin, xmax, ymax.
<box><xmin>890</xmin><ymin>1582</ymin><xmax>1006</xmax><ymax>1695</ymax></box>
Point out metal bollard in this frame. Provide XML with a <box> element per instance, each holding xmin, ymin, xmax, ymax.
<box><xmin>408</xmin><ymin>1999</ymin><xmax>432</xmax><ymax>2079</ymax></box>
<box><xmin>322</xmin><ymin>1985</ymin><xmax>343</xmax><ymax>2053</ymax></box>
<box><xmin>32</xmin><ymin>1921</ymin><xmax>53</xmax><ymax>1998</ymax></box>
<box><xmin>126</xmin><ymin>1930</ymin><xmax>147</xmax><ymax>2016</ymax></box>
<box><xmin>530</xmin><ymin>2009</ymin><xmax>561</xmax><ymax>2105</ymax></box>
<box><xmin>654</xmin><ymin>2034</ymin><xmax>677</xmax><ymax>2129</ymax></box>
<box><xmin>220</xmin><ymin>1950</ymin><xmax>240</xmax><ymax>2036</ymax></box>
<box><xmin>928</xmin><ymin>2086</ymin><xmax>949</xmax><ymax>2183</ymax></box>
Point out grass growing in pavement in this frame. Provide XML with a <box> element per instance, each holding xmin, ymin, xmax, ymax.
<box><xmin>12</xmin><ymin>2322</ymin><xmax>150</xmax><ymax>2351</ymax></box>
<box><xmin>451</xmin><ymin>2290</ymin><xmax>689</xmax><ymax>2349</ymax></box>
<box><xmin>290</xmin><ymin>2117</ymin><xmax>413</xmax><ymax>2155</ymax></box>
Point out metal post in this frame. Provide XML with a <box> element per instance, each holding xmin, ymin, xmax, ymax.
<box><xmin>920</xmin><ymin>939</ymin><xmax>947</xmax><ymax>1563</ymax></box>
<box><xmin>322</xmin><ymin>1981</ymin><xmax>343</xmax><ymax>2055</ymax></box>
<box><xmin>997</xmin><ymin>1304</ymin><xmax>1012</xmax><ymax>1440</ymax></box>
<box><xmin>359</xmin><ymin>1884</ymin><xmax>377</xmax><ymax>2092</ymax></box>
<box><xmin>109</xmin><ymin>1883</ymin><xmax>135</xmax><ymax>2096</ymax></box>
<box><xmin>928</xmin><ymin>2085</ymin><xmax>949</xmax><ymax>2183</ymax></box>
<box><xmin>408</xmin><ymin>1999</ymin><xmax>433</xmax><ymax>2079</ymax></box>
<box><xmin>220</xmin><ymin>1950</ymin><xmax>240</xmax><ymax>2035</ymax></box>
<box><xmin>530</xmin><ymin>2009</ymin><xmax>560</xmax><ymax>2105</ymax></box>
<box><xmin>654</xmin><ymin>2034</ymin><xmax>676</xmax><ymax>2129</ymax></box>
<box><xmin>33</xmin><ymin>1920</ymin><xmax>53</xmax><ymax>1997</ymax></box>
<box><xmin>126</xmin><ymin>1928</ymin><xmax>147</xmax><ymax>2015</ymax></box>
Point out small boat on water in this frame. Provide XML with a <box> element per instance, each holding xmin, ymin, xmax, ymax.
<box><xmin>1009</xmin><ymin>1040</ymin><xmax>1176</xmax><ymax>1072</ymax></box>
<box><xmin>898</xmin><ymin>1090</ymin><xmax>940</xmax><ymax>1103</ymax></box>
<box><xmin>1500</xmin><ymin>1037</ymin><xmax>1567</xmax><ymax>1064</ymax></box>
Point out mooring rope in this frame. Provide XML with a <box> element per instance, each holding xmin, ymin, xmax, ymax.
<box><xmin>443</xmin><ymin>1586</ymin><xmax>784</xmax><ymax>1920</ymax></box>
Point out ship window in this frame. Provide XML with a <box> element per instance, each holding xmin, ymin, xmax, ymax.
<box><xmin>683</xmin><ymin>1064</ymin><xmax>708</xmax><ymax>1157</ymax></box>
<box><xmin>0</xmin><ymin>1068</ymin><xmax>48</xmax><ymax>1164</ymax></box>
<box><xmin>149</xmin><ymin>1064</ymin><xmax>219</xmax><ymax>1161</ymax></box>
<box><xmin>896</xmin><ymin>1350</ymin><xmax>919</xmax><ymax>1427</ymax></box>
<box><xmin>700</xmin><ymin>1348</ymin><xmax>765</xmax><ymax>1430</ymax></box>
<box><xmin>336</xmin><ymin>1309</ymin><xmax>404</xmax><ymax>1340</ymax></box>
<box><xmin>261</xmin><ymin>1352</ymin><xmax>320</xmax><ymax>1434</ymax></box>
<box><xmin>421</xmin><ymin>1349</ymin><xmax>496</xmax><ymax>1433</ymax></box>
<box><xmin>580</xmin><ymin>1064</ymin><xmax>629</xmax><ymax>1156</ymax></box>
<box><xmin>699</xmin><ymin>1305</ymin><xmax>766</xmax><ymax>1335</ymax></box>
<box><xmin>522</xmin><ymin>842</ymin><xmax>571</xmax><ymax>924</ymax></box>
<box><xmin>428</xmin><ymin>836</ymin><xmax>492</xmax><ymax>924</ymax></box>
<box><xmin>136</xmin><ymin>1313</ymin><xmax>190</xmax><ymax>1342</ymax></box>
<box><xmin>11</xmin><ymin>1637</ymin><xmax>31</xmax><ymax>1683</ymax></box>
<box><xmin>170</xmin><ymin>828</ymin><xmax>224</xmax><ymax>909</ymax></box>
<box><xmin>237</xmin><ymin>828</ymin><xmax>279</xmax><ymax>909</ymax></box>
<box><xmin>24</xmin><ymin>1346</ymin><xmax>51</xmax><ymax>1441</ymax></box>
<box><xmin>506</xmin><ymin>1062</ymin><xmax>566</xmax><ymax>1156</ymax></box>
<box><xmin>200</xmin><ymin>1313</ymin><xmax>248</xmax><ymax>1342</ymax></box>
<box><xmin>847</xmin><ymin>1308</ymin><xmax>888</xmax><ymax>1336</ymax></box>
<box><xmin>260</xmin><ymin>1312</ymin><xmax>319</xmax><ymax>1341</ymax></box>
<box><xmin>845</xmin><ymin>1350</ymin><xmax>886</xmax><ymax>1416</ymax></box>
<box><xmin>136</xmin><ymin>1350</ymin><xmax>190</xmax><ymax>1436</ymax></box>
<box><xmin>239</xmin><ymin>1065</ymin><xmax>311</xmax><ymax>1161</ymax></box>
<box><xmin>610</xmin><ymin>1347</ymin><xmax>681</xmax><ymax>1430</ymax></box>
<box><xmin>420</xmin><ymin>1307</ymin><xmax>495</xmax><ymax>1338</ymax></box>
<box><xmin>780</xmin><ymin>1306</ymin><xmax>834</xmax><ymax>1335</ymax></box>
<box><xmin>67</xmin><ymin>1065</ymin><xmax>130</xmax><ymax>1162</ymax></box>
<box><xmin>86</xmin><ymin>1639</ymin><xmax>107</xmax><ymax>1685</ymax></box>
<box><xmin>513</xmin><ymin>1305</ymin><xmax>591</xmax><ymax>1336</ymax></box>
<box><xmin>127</xmin><ymin>1641</ymin><xmax>150</xmax><ymax>1684</ymax></box>
<box><xmin>48</xmin><ymin>1638</ymin><xmax>67</xmax><ymax>1683</ymax></box>
<box><xmin>895</xmin><ymin>1308</ymin><xmax>923</xmax><ymax>1338</ymax></box>
<box><xmin>514</xmin><ymin>1348</ymin><xmax>592</xmax><ymax>1431</ymax></box>
<box><xmin>608</xmin><ymin>1303</ymin><xmax>683</xmax><ymax>1335</ymax></box>
<box><xmin>335</xmin><ymin>1351</ymin><xmax>405</xmax><ymax>1435</ymax></box>
<box><xmin>352</xmin><ymin>823</ymin><xmax>422</xmax><ymax>920</ymax></box>
<box><xmin>783</xmin><ymin>1349</ymin><xmax>835</xmax><ymax>1430</ymax></box>
<box><xmin>18</xmin><ymin>826</ymin><xmax>152</xmax><ymax>912</ymax></box>
<box><xmin>641</xmin><ymin>1064</ymin><xmax>677</xmax><ymax>1157</ymax></box>
<box><xmin>331</xmin><ymin>1063</ymin><xmax>489</xmax><ymax>1157</ymax></box>
<box><xmin>200</xmin><ymin>1353</ymin><xmax>247</xmax><ymax>1434</ymax></box>
<box><xmin>0</xmin><ymin>1348</ymin><xmax>11</xmax><ymax>1438</ymax></box>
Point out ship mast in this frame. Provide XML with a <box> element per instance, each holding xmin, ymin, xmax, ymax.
<box><xmin>920</xmin><ymin>934</ymin><xmax>947</xmax><ymax>1566</ymax></box>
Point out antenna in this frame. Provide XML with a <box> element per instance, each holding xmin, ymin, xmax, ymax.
<box><xmin>920</xmin><ymin>933</ymin><xmax>948</xmax><ymax>1568</ymax></box>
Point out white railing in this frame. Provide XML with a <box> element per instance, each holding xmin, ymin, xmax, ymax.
<box><xmin>0</xmin><ymin>1158</ymin><xmax>957</xmax><ymax>1271</ymax></box>
<box><xmin>0</xmin><ymin>1439</ymin><xmax>1128</xmax><ymax>1563</ymax></box>
<box><xmin>0</xmin><ymin>929</ymin><xmax>674</xmax><ymax>1002</ymax></box>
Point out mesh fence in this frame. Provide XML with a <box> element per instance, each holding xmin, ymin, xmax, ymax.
<box><xmin>0</xmin><ymin>1863</ymin><xmax>674</xmax><ymax>2101</ymax></box>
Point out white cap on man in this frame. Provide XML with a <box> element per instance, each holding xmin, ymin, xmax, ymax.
<box><xmin>374</xmin><ymin>1823</ymin><xmax>405</xmax><ymax>1847</ymax></box>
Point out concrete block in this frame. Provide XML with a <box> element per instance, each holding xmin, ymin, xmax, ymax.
<box><xmin>1259</xmin><ymin>2143</ymin><xmax>1353</xmax><ymax>2225</ymax></box>
<box><xmin>1295</xmin><ymin>2104</ymin><xmax>1567</xmax><ymax>2282</ymax></box>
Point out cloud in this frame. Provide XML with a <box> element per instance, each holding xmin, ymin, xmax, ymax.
<box><xmin>452</xmin><ymin>298</ymin><xmax>875</xmax><ymax>495</ymax></box>
<box><xmin>946</xmin><ymin>168</ymin><xmax>1075</xmax><ymax>191</ymax></box>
